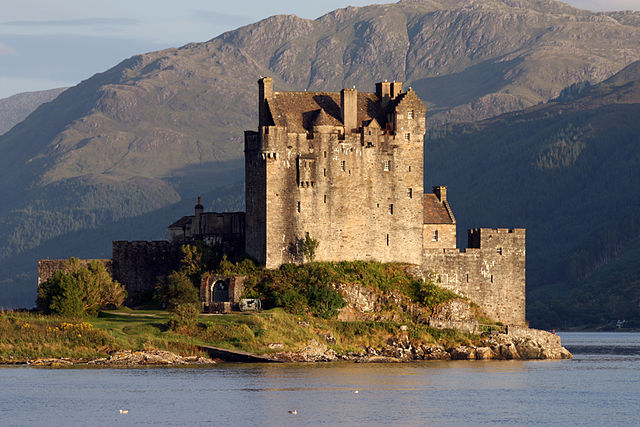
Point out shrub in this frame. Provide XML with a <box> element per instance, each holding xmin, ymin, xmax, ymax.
<box><xmin>154</xmin><ymin>271</ymin><xmax>200</xmax><ymax>310</ymax></box>
<box><xmin>37</xmin><ymin>258</ymin><xmax>126</xmax><ymax>317</ymax></box>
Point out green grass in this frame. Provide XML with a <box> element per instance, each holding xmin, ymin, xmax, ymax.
<box><xmin>0</xmin><ymin>308</ymin><xmax>481</xmax><ymax>362</ymax></box>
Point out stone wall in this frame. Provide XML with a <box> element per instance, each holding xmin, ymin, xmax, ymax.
<box><xmin>38</xmin><ymin>259</ymin><xmax>112</xmax><ymax>286</ymax></box>
<box><xmin>423</xmin><ymin>228</ymin><xmax>526</xmax><ymax>325</ymax></box>
<box><xmin>111</xmin><ymin>241</ymin><xmax>182</xmax><ymax>305</ymax></box>
<box><xmin>246</xmin><ymin>81</ymin><xmax>426</xmax><ymax>268</ymax></box>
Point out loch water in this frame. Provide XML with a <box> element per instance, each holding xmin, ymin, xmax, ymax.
<box><xmin>1</xmin><ymin>332</ymin><xmax>639</xmax><ymax>426</ymax></box>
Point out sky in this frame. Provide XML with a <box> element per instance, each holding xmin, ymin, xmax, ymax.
<box><xmin>1</xmin><ymin>0</ymin><xmax>639</xmax><ymax>99</ymax></box>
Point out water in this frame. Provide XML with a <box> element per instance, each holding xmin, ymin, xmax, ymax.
<box><xmin>1</xmin><ymin>332</ymin><xmax>639</xmax><ymax>426</ymax></box>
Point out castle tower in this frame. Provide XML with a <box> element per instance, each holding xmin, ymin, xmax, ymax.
<box><xmin>244</xmin><ymin>79</ymin><xmax>426</xmax><ymax>268</ymax></box>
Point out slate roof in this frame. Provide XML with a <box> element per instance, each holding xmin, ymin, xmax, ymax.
<box><xmin>168</xmin><ymin>215</ymin><xmax>192</xmax><ymax>229</ymax></box>
<box><xmin>265</xmin><ymin>91</ymin><xmax>387</xmax><ymax>133</ymax></box>
<box><xmin>423</xmin><ymin>194</ymin><xmax>455</xmax><ymax>224</ymax></box>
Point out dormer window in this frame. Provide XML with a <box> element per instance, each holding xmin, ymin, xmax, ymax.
<box><xmin>383</xmin><ymin>160</ymin><xmax>391</xmax><ymax>171</ymax></box>
<box><xmin>404</xmin><ymin>133</ymin><xmax>410</xmax><ymax>141</ymax></box>
<box><xmin>408</xmin><ymin>110</ymin><xmax>414</xmax><ymax>119</ymax></box>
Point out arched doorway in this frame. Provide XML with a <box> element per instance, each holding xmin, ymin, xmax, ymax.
<box><xmin>212</xmin><ymin>280</ymin><xmax>229</xmax><ymax>302</ymax></box>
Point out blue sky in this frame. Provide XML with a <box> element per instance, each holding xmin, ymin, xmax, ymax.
<box><xmin>1</xmin><ymin>0</ymin><xmax>639</xmax><ymax>98</ymax></box>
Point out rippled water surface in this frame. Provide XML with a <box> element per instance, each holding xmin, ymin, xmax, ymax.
<box><xmin>1</xmin><ymin>332</ymin><xmax>639</xmax><ymax>426</ymax></box>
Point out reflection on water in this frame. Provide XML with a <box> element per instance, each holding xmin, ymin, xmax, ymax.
<box><xmin>1</xmin><ymin>333</ymin><xmax>639</xmax><ymax>426</ymax></box>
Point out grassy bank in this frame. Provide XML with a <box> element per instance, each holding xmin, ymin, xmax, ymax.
<box><xmin>0</xmin><ymin>308</ymin><xmax>479</xmax><ymax>363</ymax></box>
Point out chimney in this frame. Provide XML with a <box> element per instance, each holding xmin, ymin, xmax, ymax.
<box><xmin>390</xmin><ymin>81</ymin><xmax>403</xmax><ymax>99</ymax></box>
<box><xmin>433</xmin><ymin>186</ymin><xmax>447</xmax><ymax>202</ymax></box>
<box><xmin>258</xmin><ymin>77</ymin><xmax>274</xmax><ymax>127</ymax></box>
<box><xmin>193</xmin><ymin>196</ymin><xmax>204</xmax><ymax>236</ymax></box>
<box><xmin>376</xmin><ymin>81</ymin><xmax>391</xmax><ymax>108</ymax></box>
<box><xmin>341</xmin><ymin>88</ymin><xmax>358</xmax><ymax>133</ymax></box>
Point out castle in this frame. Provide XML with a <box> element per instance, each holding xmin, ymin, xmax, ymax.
<box><xmin>39</xmin><ymin>78</ymin><xmax>526</xmax><ymax>326</ymax></box>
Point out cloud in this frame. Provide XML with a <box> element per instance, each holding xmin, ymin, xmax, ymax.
<box><xmin>3</xmin><ymin>18</ymin><xmax>138</xmax><ymax>27</ymax></box>
<box><xmin>0</xmin><ymin>42</ymin><xmax>17</xmax><ymax>55</ymax></box>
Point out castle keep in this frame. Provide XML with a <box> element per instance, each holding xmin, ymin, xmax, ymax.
<box><xmin>245</xmin><ymin>78</ymin><xmax>425</xmax><ymax>267</ymax></box>
<box><xmin>38</xmin><ymin>78</ymin><xmax>526</xmax><ymax>326</ymax></box>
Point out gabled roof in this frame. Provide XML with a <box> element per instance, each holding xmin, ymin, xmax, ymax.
<box><xmin>265</xmin><ymin>91</ymin><xmax>387</xmax><ymax>133</ymax></box>
<box><xmin>168</xmin><ymin>215</ymin><xmax>192</xmax><ymax>229</ymax></box>
<box><xmin>423</xmin><ymin>194</ymin><xmax>455</xmax><ymax>224</ymax></box>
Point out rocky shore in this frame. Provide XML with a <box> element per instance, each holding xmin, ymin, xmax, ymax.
<box><xmin>267</xmin><ymin>327</ymin><xmax>572</xmax><ymax>363</ymax></box>
<box><xmin>21</xmin><ymin>350</ymin><xmax>215</xmax><ymax>367</ymax></box>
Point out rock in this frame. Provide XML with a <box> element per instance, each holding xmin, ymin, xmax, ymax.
<box><xmin>421</xmin><ymin>345</ymin><xmax>451</xmax><ymax>360</ymax></box>
<box><xmin>449</xmin><ymin>346</ymin><xmax>477</xmax><ymax>360</ymax></box>
<box><xmin>87</xmin><ymin>350</ymin><xmax>214</xmax><ymax>366</ymax></box>
<box><xmin>475</xmin><ymin>347</ymin><xmax>495</xmax><ymax>360</ymax></box>
<box><xmin>499</xmin><ymin>342</ymin><xmax>520</xmax><ymax>360</ymax></box>
<box><xmin>268</xmin><ymin>343</ymin><xmax>284</xmax><ymax>349</ymax></box>
<box><xmin>515</xmin><ymin>339</ymin><xmax>544</xmax><ymax>359</ymax></box>
<box><xmin>323</xmin><ymin>333</ymin><xmax>337</xmax><ymax>344</ymax></box>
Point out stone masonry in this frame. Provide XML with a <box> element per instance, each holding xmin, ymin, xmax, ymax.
<box><xmin>245</xmin><ymin>78</ymin><xmax>425</xmax><ymax>268</ymax></box>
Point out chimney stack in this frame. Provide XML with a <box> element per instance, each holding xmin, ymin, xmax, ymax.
<box><xmin>433</xmin><ymin>186</ymin><xmax>447</xmax><ymax>202</ymax></box>
<box><xmin>390</xmin><ymin>81</ymin><xmax>403</xmax><ymax>99</ymax></box>
<box><xmin>341</xmin><ymin>88</ymin><xmax>358</xmax><ymax>133</ymax></box>
<box><xmin>376</xmin><ymin>81</ymin><xmax>391</xmax><ymax>108</ymax></box>
<box><xmin>194</xmin><ymin>196</ymin><xmax>204</xmax><ymax>236</ymax></box>
<box><xmin>258</xmin><ymin>77</ymin><xmax>274</xmax><ymax>127</ymax></box>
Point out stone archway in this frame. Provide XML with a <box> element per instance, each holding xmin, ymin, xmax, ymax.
<box><xmin>212</xmin><ymin>280</ymin><xmax>229</xmax><ymax>302</ymax></box>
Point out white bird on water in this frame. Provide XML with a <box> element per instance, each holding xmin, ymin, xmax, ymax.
<box><xmin>288</xmin><ymin>410</ymin><xmax>297</xmax><ymax>415</ymax></box>
<box><xmin>119</xmin><ymin>409</ymin><xmax>129</xmax><ymax>414</ymax></box>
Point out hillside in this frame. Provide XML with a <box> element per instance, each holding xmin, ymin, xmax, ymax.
<box><xmin>1</xmin><ymin>0</ymin><xmax>640</xmax><ymax>311</ymax></box>
<box><xmin>0</xmin><ymin>88</ymin><xmax>66</xmax><ymax>136</ymax></box>
<box><xmin>426</xmin><ymin>60</ymin><xmax>640</xmax><ymax>329</ymax></box>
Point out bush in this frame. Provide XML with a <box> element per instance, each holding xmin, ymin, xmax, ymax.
<box><xmin>37</xmin><ymin>258</ymin><xmax>127</xmax><ymax>317</ymax></box>
<box><xmin>154</xmin><ymin>271</ymin><xmax>200</xmax><ymax>310</ymax></box>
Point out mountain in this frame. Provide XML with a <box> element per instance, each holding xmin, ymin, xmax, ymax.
<box><xmin>426</xmin><ymin>60</ymin><xmax>640</xmax><ymax>329</ymax></box>
<box><xmin>0</xmin><ymin>88</ymin><xmax>66</xmax><ymax>136</ymax></box>
<box><xmin>1</xmin><ymin>0</ymin><xmax>640</xmax><ymax>310</ymax></box>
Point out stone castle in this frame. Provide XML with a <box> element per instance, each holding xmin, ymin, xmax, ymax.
<box><xmin>39</xmin><ymin>78</ymin><xmax>526</xmax><ymax>326</ymax></box>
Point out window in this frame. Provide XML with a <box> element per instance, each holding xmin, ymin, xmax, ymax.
<box><xmin>407</xmin><ymin>188</ymin><xmax>413</xmax><ymax>199</ymax></box>
<box><xmin>408</xmin><ymin>110</ymin><xmax>414</xmax><ymax>119</ymax></box>
<box><xmin>497</xmin><ymin>247</ymin><xmax>503</xmax><ymax>255</ymax></box>
<box><xmin>408</xmin><ymin>165</ymin><xmax>412</xmax><ymax>172</ymax></box>
<box><xmin>297</xmin><ymin>201</ymin><xmax>301</xmax><ymax>213</ymax></box>
<box><xmin>323</xmin><ymin>151</ymin><xmax>327</xmax><ymax>158</ymax></box>
<box><xmin>341</xmin><ymin>161</ymin><xmax>346</xmax><ymax>171</ymax></box>
<box><xmin>386</xmin><ymin>234</ymin><xmax>390</xmax><ymax>246</ymax></box>
<box><xmin>324</xmin><ymin>195</ymin><xmax>327</xmax><ymax>204</ymax></box>
<box><xmin>404</xmin><ymin>133</ymin><xmax>410</xmax><ymax>141</ymax></box>
<box><xmin>389</xmin><ymin>204</ymin><xmax>394</xmax><ymax>215</ymax></box>
<box><xmin>432</xmin><ymin>230</ymin><xmax>439</xmax><ymax>241</ymax></box>
<box><xmin>383</xmin><ymin>160</ymin><xmax>390</xmax><ymax>171</ymax></box>
<box><xmin>323</xmin><ymin>168</ymin><xmax>326</xmax><ymax>177</ymax></box>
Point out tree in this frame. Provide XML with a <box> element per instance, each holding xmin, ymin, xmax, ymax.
<box><xmin>37</xmin><ymin>258</ymin><xmax>126</xmax><ymax>316</ymax></box>
<box><xmin>299</xmin><ymin>232</ymin><xmax>319</xmax><ymax>263</ymax></box>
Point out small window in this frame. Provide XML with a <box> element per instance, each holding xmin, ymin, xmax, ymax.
<box><xmin>497</xmin><ymin>247</ymin><xmax>503</xmax><ymax>255</ymax></box>
<box><xmin>324</xmin><ymin>195</ymin><xmax>327</xmax><ymax>204</ymax></box>
<box><xmin>408</xmin><ymin>165</ymin><xmax>412</xmax><ymax>172</ymax></box>
<box><xmin>383</xmin><ymin>160</ymin><xmax>390</xmax><ymax>171</ymax></box>
<box><xmin>389</xmin><ymin>204</ymin><xmax>394</xmax><ymax>215</ymax></box>
<box><xmin>341</xmin><ymin>161</ymin><xmax>345</xmax><ymax>171</ymax></box>
<box><xmin>404</xmin><ymin>133</ymin><xmax>410</xmax><ymax>141</ymax></box>
<box><xmin>324</xmin><ymin>151</ymin><xmax>327</xmax><ymax>158</ymax></box>
<box><xmin>466</xmin><ymin>274</ymin><xmax>469</xmax><ymax>282</ymax></box>
<box><xmin>323</xmin><ymin>168</ymin><xmax>326</xmax><ymax>177</ymax></box>
<box><xmin>407</xmin><ymin>188</ymin><xmax>413</xmax><ymax>199</ymax></box>
<box><xmin>408</xmin><ymin>110</ymin><xmax>414</xmax><ymax>119</ymax></box>
<box><xmin>491</xmin><ymin>275</ymin><xmax>494</xmax><ymax>283</ymax></box>
<box><xmin>297</xmin><ymin>201</ymin><xmax>301</xmax><ymax>213</ymax></box>
<box><xmin>432</xmin><ymin>230</ymin><xmax>439</xmax><ymax>241</ymax></box>
<box><xmin>386</xmin><ymin>234</ymin><xmax>390</xmax><ymax>246</ymax></box>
